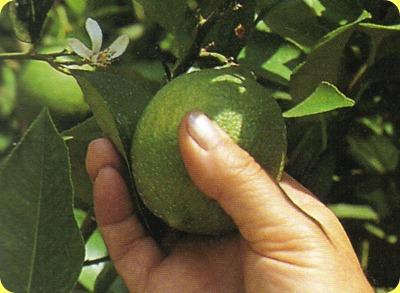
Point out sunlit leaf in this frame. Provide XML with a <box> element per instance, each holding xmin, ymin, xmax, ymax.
<box><xmin>283</xmin><ymin>82</ymin><xmax>355</xmax><ymax>118</ymax></box>
<box><xmin>238</xmin><ymin>31</ymin><xmax>303</xmax><ymax>85</ymax></box>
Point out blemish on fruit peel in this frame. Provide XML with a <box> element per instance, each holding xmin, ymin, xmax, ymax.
<box><xmin>388</xmin><ymin>280</ymin><xmax>400</xmax><ymax>293</ymax></box>
<box><xmin>0</xmin><ymin>0</ymin><xmax>11</xmax><ymax>11</ymax></box>
<box><xmin>387</xmin><ymin>0</ymin><xmax>400</xmax><ymax>13</ymax></box>
<box><xmin>214</xmin><ymin>110</ymin><xmax>243</xmax><ymax>142</ymax></box>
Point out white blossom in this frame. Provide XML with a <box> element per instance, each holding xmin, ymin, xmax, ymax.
<box><xmin>68</xmin><ymin>18</ymin><xmax>129</xmax><ymax>67</ymax></box>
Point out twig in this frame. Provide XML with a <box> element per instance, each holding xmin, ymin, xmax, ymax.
<box><xmin>83</xmin><ymin>256</ymin><xmax>110</xmax><ymax>266</ymax></box>
<box><xmin>172</xmin><ymin>1</ymin><xmax>237</xmax><ymax>78</ymax></box>
<box><xmin>0</xmin><ymin>50</ymin><xmax>83</xmax><ymax>75</ymax></box>
<box><xmin>80</xmin><ymin>209</ymin><xmax>97</xmax><ymax>242</ymax></box>
<box><xmin>0</xmin><ymin>50</ymin><xmax>75</xmax><ymax>61</ymax></box>
<box><xmin>199</xmin><ymin>49</ymin><xmax>233</xmax><ymax>65</ymax></box>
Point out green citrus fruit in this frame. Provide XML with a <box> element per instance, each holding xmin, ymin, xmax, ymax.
<box><xmin>17</xmin><ymin>59</ymin><xmax>89</xmax><ymax>128</ymax></box>
<box><xmin>131</xmin><ymin>67</ymin><xmax>287</xmax><ymax>235</ymax></box>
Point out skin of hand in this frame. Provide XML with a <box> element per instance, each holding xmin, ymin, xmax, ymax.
<box><xmin>85</xmin><ymin>111</ymin><xmax>374</xmax><ymax>293</ymax></box>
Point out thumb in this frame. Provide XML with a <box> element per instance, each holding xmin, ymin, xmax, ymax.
<box><xmin>179</xmin><ymin>111</ymin><xmax>328</xmax><ymax>248</ymax></box>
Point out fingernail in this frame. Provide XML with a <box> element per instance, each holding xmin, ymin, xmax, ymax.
<box><xmin>187</xmin><ymin>112</ymin><xmax>222</xmax><ymax>150</ymax></box>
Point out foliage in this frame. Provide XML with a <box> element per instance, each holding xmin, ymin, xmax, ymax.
<box><xmin>0</xmin><ymin>0</ymin><xmax>399</xmax><ymax>291</ymax></box>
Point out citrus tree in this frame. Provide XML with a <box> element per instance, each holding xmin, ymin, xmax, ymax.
<box><xmin>0</xmin><ymin>0</ymin><xmax>399</xmax><ymax>292</ymax></box>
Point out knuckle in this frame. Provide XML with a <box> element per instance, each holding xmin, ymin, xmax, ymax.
<box><xmin>224</xmin><ymin>147</ymin><xmax>262</xmax><ymax>180</ymax></box>
<box><xmin>212</xmin><ymin>143</ymin><xmax>265</xmax><ymax>194</ymax></box>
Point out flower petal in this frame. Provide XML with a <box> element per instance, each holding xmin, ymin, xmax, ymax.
<box><xmin>107</xmin><ymin>35</ymin><xmax>129</xmax><ymax>59</ymax></box>
<box><xmin>86</xmin><ymin>18</ymin><xmax>103</xmax><ymax>53</ymax></box>
<box><xmin>68</xmin><ymin>38</ymin><xmax>93</xmax><ymax>59</ymax></box>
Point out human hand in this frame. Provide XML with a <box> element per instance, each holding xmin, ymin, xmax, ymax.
<box><xmin>86</xmin><ymin>112</ymin><xmax>374</xmax><ymax>293</ymax></box>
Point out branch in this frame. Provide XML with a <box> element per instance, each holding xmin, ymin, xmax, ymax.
<box><xmin>172</xmin><ymin>1</ymin><xmax>237</xmax><ymax>78</ymax></box>
<box><xmin>0</xmin><ymin>50</ymin><xmax>88</xmax><ymax>75</ymax></box>
<box><xmin>83</xmin><ymin>256</ymin><xmax>110</xmax><ymax>266</ymax></box>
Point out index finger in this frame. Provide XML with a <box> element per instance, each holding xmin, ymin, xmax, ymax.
<box><xmin>86</xmin><ymin>138</ymin><xmax>163</xmax><ymax>292</ymax></box>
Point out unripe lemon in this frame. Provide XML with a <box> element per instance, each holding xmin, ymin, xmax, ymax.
<box><xmin>131</xmin><ymin>67</ymin><xmax>287</xmax><ymax>235</ymax></box>
<box><xmin>17</xmin><ymin>59</ymin><xmax>90</xmax><ymax>128</ymax></box>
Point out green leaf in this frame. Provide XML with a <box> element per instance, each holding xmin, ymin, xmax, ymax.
<box><xmin>329</xmin><ymin>204</ymin><xmax>379</xmax><ymax>221</ymax></box>
<box><xmin>283</xmin><ymin>82</ymin><xmax>355</xmax><ymax>118</ymax></box>
<box><xmin>238</xmin><ymin>31</ymin><xmax>303</xmax><ymax>85</ymax></box>
<box><xmin>7</xmin><ymin>0</ymin><xmax>56</xmax><ymax>43</ymax></box>
<box><xmin>259</xmin><ymin>0</ymin><xmax>362</xmax><ymax>50</ymax></box>
<box><xmin>0</xmin><ymin>109</ymin><xmax>84</xmax><ymax>293</ymax></box>
<box><xmin>347</xmin><ymin>134</ymin><xmax>400</xmax><ymax>174</ymax></box>
<box><xmin>63</xmin><ymin>117</ymin><xmax>103</xmax><ymax>207</ymax></box>
<box><xmin>73</xmin><ymin>71</ymin><xmax>155</xmax><ymax>160</ymax></box>
<box><xmin>261</xmin><ymin>0</ymin><xmax>329</xmax><ymax>50</ymax></box>
<box><xmin>73</xmin><ymin>70</ymin><xmax>167</xmax><ymax>240</ymax></box>
<box><xmin>290</xmin><ymin>11</ymin><xmax>371</xmax><ymax>102</ymax></box>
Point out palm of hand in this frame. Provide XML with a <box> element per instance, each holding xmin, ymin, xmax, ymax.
<box><xmin>143</xmin><ymin>235</ymin><xmax>243</xmax><ymax>293</ymax></box>
<box><xmin>139</xmin><ymin>233</ymin><xmax>344</xmax><ymax>293</ymax></box>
